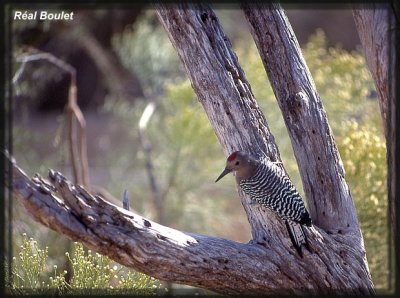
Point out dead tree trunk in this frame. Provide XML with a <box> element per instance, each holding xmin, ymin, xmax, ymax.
<box><xmin>353</xmin><ymin>5</ymin><xmax>392</xmax><ymax>138</ymax></box>
<box><xmin>352</xmin><ymin>4</ymin><xmax>398</xmax><ymax>290</ymax></box>
<box><xmin>241</xmin><ymin>3</ymin><xmax>358</xmax><ymax>233</ymax></box>
<box><xmin>7</xmin><ymin>4</ymin><xmax>375</xmax><ymax>295</ymax></box>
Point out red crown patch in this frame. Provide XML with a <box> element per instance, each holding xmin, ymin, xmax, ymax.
<box><xmin>227</xmin><ymin>151</ymin><xmax>238</xmax><ymax>161</ymax></box>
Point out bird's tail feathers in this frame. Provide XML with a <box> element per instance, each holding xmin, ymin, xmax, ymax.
<box><xmin>285</xmin><ymin>220</ymin><xmax>312</xmax><ymax>257</ymax></box>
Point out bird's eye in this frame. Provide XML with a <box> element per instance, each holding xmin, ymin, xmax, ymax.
<box><xmin>235</xmin><ymin>161</ymin><xmax>240</xmax><ymax>165</ymax></box>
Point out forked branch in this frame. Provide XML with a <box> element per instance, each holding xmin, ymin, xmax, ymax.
<box><xmin>7</xmin><ymin>4</ymin><xmax>376</xmax><ymax>294</ymax></box>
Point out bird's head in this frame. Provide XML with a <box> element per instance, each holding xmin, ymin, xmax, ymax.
<box><xmin>215</xmin><ymin>151</ymin><xmax>256</xmax><ymax>182</ymax></box>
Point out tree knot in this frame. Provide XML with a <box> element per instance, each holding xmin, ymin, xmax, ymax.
<box><xmin>287</xmin><ymin>91</ymin><xmax>310</xmax><ymax>119</ymax></box>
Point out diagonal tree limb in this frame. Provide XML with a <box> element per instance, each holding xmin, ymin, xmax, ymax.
<box><xmin>7</xmin><ymin>4</ymin><xmax>376</xmax><ymax>293</ymax></box>
<box><xmin>241</xmin><ymin>3</ymin><xmax>358</xmax><ymax>233</ymax></box>
<box><xmin>155</xmin><ymin>3</ymin><xmax>286</xmax><ymax>245</ymax></box>
<box><xmin>5</xmin><ymin>156</ymin><xmax>374</xmax><ymax>295</ymax></box>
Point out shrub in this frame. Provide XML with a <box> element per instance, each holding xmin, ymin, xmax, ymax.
<box><xmin>9</xmin><ymin>233</ymin><xmax>161</xmax><ymax>295</ymax></box>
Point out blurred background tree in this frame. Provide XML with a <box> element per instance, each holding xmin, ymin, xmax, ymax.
<box><xmin>10</xmin><ymin>6</ymin><xmax>388</xmax><ymax>293</ymax></box>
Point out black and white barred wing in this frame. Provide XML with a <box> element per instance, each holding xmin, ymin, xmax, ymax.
<box><xmin>239</xmin><ymin>161</ymin><xmax>311</xmax><ymax>225</ymax></box>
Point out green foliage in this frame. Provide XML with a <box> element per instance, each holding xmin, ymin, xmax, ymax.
<box><xmin>10</xmin><ymin>233</ymin><xmax>160</xmax><ymax>295</ymax></box>
<box><xmin>302</xmin><ymin>29</ymin><xmax>379</xmax><ymax>130</ymax></box>
<box><xmin>11</xmin><ymin>233</ymin><xmax>68</xmax><ymax>295</ymax></box>
<box><xmin>112</xmin><ymin>10</ymin><xmax>184</xmax><ymax>96</ymax></box>
<box><xmin>338</xmin><ymin>121</ymin><xmax>387</xmax><ymax>289</ymax></box>
<box><xmin>65</xmin><ymin>242</ymin><xmax>161</xmax><ymax>294</ymax></box>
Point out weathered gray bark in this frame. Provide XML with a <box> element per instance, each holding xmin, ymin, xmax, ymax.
<box><xmin>353</xmin><ymin>5</ymin><xmax>392</xmax><ymax>138</ymax></box>
<box><xmin>7</xmin><ymin>159</ymin><xmax>373</xmax><ymax>295</ymax></box>
<box><xmin>155</xmin><ymin>4</ymin><xmax>283</xmax><ymax>246</ymax></box>
<box><xmin>353</xmin><ymin>4</ymin><xmax>398</xmax><ymax>290</ymax></box>
<box><xmin>241</xmin><ymin>3</ymin><xmax>358</xmax><ymax>233</ymax></box>
<box><xmin>7</xmin><ymin>3</ymin><xmax>376</xmax><ymax>295</ymax></box>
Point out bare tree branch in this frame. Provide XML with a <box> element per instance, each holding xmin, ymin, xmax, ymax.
<box><xmin>14</xmin><ymin>51</ymin><xmax>90</xmax><ymax>189</ymax></box>
<box><xmin>352</xmin><ymin>5</ymin><xmax>395</xmax><ymax>224</ymax></box>
<box><xmin>353</xmin><ymin>5</ymin><xmax>392</xmax><ymax>138</ymax></box>
<box><xmin>138</xmin><ymin>102</ymin><xmax>165</xmax><ymax>224</ymax></box>
<box><xmin>5</xmin><ymin>156</ymin><xmax>374</xmax><ymax>295</ymax></box>
<box><xmin>352</xmin><ymin>4</ymin><xmax>398</xmax><ymax>290</ymax></box>
<box><xmin>7</xmin><ymin>4</ymin><xmax>376</xmax><ymax>294</ymax></box>
<box><xmin>65</xmin><ymin>74</ymin><xmax>90</xmax><ymax>189</ymax></box>
<box><xmin>241</xmin><ymin>3</ymin><xmax>358</xmax><ymax>233</ymax></box>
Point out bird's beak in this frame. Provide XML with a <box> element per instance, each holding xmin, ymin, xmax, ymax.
<box><xmin>215</xmin><ymin>168</ymin><xmax>231</xmax><ymax>182</ymax></box>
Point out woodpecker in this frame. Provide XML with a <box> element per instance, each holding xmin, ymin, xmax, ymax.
<box><xmin>215</xmin><ymin>150</ymin><xmax>312</xmax><ymax>256</ymax></box>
